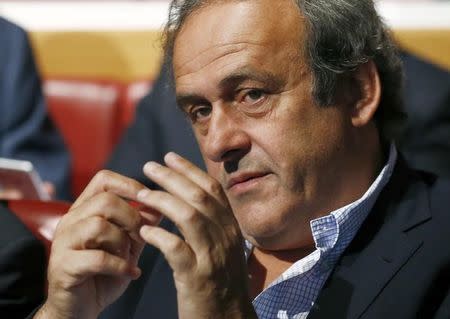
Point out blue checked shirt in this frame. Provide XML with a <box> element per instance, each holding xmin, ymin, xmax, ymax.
<box><xmin>247</xmin><ymin>144</ymin><xmax>397</xmax><ymax>319</ymax></box>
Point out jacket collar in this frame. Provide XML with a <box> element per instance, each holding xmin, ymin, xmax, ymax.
<box><xmin>308</xmin><ymin>157</ymin><xmax>432</xmax><ymax>319</ymax></box>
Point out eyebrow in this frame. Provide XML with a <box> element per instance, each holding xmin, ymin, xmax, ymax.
<box><xmin>218</xmin><ymin>68</ymin><xmax>282</xmax><ymax>91</ymax></box>
<box><xmin>175</xmin><ymin>68</ymin><xmax>282</xmax><ymax>111</ymax></box>
<box><xmin>176</xmin><ymin>94</ymin><xmax>209</xmax><ymax>112</ymax></box>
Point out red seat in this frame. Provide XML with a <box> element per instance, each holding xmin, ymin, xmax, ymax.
<box><xmin>44</xmin><ymin>79</ymin><xmax>121</xmax><ymax>197</ymax></box>
<box><xmin>7</xmin><ymin>199</ymin><xmax>71</xmax><ymax>258</ymax></box>
<box><xmin>115</xmin><ymin>80</ymin><xmax>152</xmax><ymax>143</ymax></box>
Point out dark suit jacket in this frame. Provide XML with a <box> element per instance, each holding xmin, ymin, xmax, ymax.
<box><xmin>98</xmin><ymin>158</ymin><xmax>450</xmax><ymax>319</ymax></box>
<box><xmin>0</xmin><ymin>202</ymin><xmax>46</xmax><ymax>319</ymax></box>
<box><xmin>0</xmin><ymin>17</ymin><xmax>70</xmax><ymax>199</ymax></box>
<box><xmin>397</xmin><ymin>53</ymin><xmax>450</xmax><ymax>178</ymax></box>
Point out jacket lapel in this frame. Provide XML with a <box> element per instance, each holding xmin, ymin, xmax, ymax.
<box><xmin>133</xmin><ymin>220</ymin><xmax>179</xmax><ymax>319</ymax></box>
<box><xmin>308</xmin><ymin>159</ymin><xmax>432</xmax><ymax>319</ymax></box>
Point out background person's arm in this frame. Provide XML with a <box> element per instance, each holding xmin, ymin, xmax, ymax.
<box><xmin>0</xmin><ymin>17</ymin><xmax>70</xmax><ymax>200</ymax></box>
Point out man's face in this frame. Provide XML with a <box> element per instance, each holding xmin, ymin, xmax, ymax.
<box><xmin>173</xmin><ymin>0</ymin><xmax>357</xmax><ymax>250</ymax></box>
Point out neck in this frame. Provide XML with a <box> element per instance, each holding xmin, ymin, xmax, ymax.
<box><xmin>248</xmin><ymin>246</ymin><xmax>313</xmax><ymax>299</ymax></box>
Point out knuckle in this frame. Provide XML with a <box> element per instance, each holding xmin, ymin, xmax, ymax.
<box><xmin>53</xmin><ymin>216</ymin><xmax>68</xmax><ymax>236</ymax></box>
<box><xmin>206</xmin><ymin>179</ymin><xmax>223</xmax><ymax>196</ymax></box>
<box><xmin>90</xmin><ymin>251</ymin><xmax>109</xmax><ymax>272</ymax></box>
<box><xmin>88</xmin><ymin>216</ymin><xmax>110</xmax><ymax>235</ymax></box>
<box><xmin>180</xmin><ymin>208</ymin><xmax>200</xmax><ymax>225</ymax></box>
<box><xmin>93</xmin><ymin>169</ymin><xmax>113</xmax><ymax>184</ymax></box>
<box><xmin>97</xmin><ymin>191</ymin><xmax>120</xmax><ymax>210</ymax></box>
<box><xmin>190</xmin><ymin>188</ymin><xmax>209</xmax><ymax>205</ymax></box>
<box><xmin>166</xmin><ymin>237</ymin><xmax>185</xmax><ymax>253</ymax></box>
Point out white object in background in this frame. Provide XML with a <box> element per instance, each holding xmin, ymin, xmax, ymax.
<box><xmin>0</xmin><ymin>157</ymin><xmax>50</xmax><ymax>200</ymax></box>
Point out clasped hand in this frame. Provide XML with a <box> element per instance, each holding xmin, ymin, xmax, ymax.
<box><xmin>36</xmin><ymin>153</ymin><xmax>256</xmax><ymax>319</ymax></box>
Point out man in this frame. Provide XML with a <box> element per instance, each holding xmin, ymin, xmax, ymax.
<box><xmin>0</xmin><ymin>17</ymin><xmax>70</xmax><ymax>200</ymax></box>
<box><xmin>32</xmin><ymin>0</ymin><xmax>450</xmax><ymax>318</ymax></box>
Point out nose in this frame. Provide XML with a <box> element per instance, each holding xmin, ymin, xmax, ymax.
<box><xmin>201</xmin><ymin>105</ymin><xmax>251</xmax><ymax>163</ymax></box>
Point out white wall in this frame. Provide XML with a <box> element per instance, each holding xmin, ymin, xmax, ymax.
<box><xmin>0</xmin><ymin>0</ymin><xmax>449</xmax><ymax>31</ymax></box>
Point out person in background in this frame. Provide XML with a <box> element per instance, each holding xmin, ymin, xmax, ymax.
<box><xmin>0</xmin><ymin>202</ymin><xmax>46</xmax><ymax>318</ymax></box>
<box><xmin>0</xmin><ymin>17</ymin><xmax>70</xmax><ymax>200</ymax></box>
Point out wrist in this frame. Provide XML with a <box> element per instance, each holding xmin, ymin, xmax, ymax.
<box><xmin>34</xmin><ymin>300</ymin><xmax>98</xmax><ymax>319</ymax></box>
<box><xmin>34</xmin><ymin>303</ymin><xmax>67</xmax><ymax>319</ymax></box>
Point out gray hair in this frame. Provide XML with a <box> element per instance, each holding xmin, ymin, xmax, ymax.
<box><xmin>164</xmin><ymin>0</ymin><xmax>405</xmax><ymax>140</ymax></box>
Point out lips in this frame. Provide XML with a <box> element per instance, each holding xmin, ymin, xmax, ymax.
<box><xmin>226</xmin><ymin>172</ymin><xmax>270</xmax><ymax>190</ymax></box>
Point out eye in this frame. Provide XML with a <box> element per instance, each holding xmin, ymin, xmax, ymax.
<box><xmin>189</xmin><ymin>105</ymin><xmax>212</xmax><ymax>123</ymax></box>
<box><xmin>240</xmin><ymin>89</ymin><xmax>267</xmax><ymax>105</ymax></box>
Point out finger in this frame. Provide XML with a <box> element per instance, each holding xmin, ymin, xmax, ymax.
<box><xmin>140</xmin><ymin>210</ymin><xmax>163</xmax><ymax>226</ymax></box>
<box><xmin>140</xmin><ymin>225</ymin><xmax>195</xmax><ymax>274</ymax></box>
<box><xmin>164</xmin><ymin>152</ymin><xmax>228</xmax><ymax>204</ymax></box>
<box><xmin>55</xmin><ymin>216</ymin><xmax>131</xmax><ymax>259</ymax></box>
<box><xmin>142</xmin><ymin>161</ymin><xmax>226</xmax><ymax>220</ymax></box>
<box><xmin>43</xmin><ymin>182</ymin><xmax>56</xmax><ymax>198</ymax></box>
<box><xmin>136</xmin><ymin>189</ymin><xmax>213</xmax><ymax>250</ymax></box>
<box><xmin>60</xmin><ymin>192</ymin><xmax>143</xmax><ymax>241</ymax></box>
<box><xmin>51</xmin><ymin>250</ymin><xmax>141</xmax><ymax>287</ymax></box>
<box><xmin>72</xmin><ymin>170</ymin><xmax>148</xmax><ymax>210</ymax></box>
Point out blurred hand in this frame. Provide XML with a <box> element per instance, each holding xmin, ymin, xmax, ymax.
<box><xmin>42</xmin><ymin>182</ymin><xmax>55</xmax><ymax>199</ymax></box>
<box><xmin>138</xmin><ymin>152</ymin><xmax>257</xmax><ymax>319</ymax></box>
<box><xmin>34</xmin><ymin>170</ymin><xmax>161</xmax><ymax>319</ymax></box>
<box><xmin>0</xmin><ymin>181</ymin><xmax>54</xmax><ymax>200</ymax></box>
<box><xmin>0</xmin><ymin>187</ymin><xmax>23</xmax><ymax>200</ymax></box>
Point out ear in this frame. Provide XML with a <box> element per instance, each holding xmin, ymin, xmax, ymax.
<box><xmin>351</xmin><ymin>60</ymin><xmax>381</xmax><ymax>127</ymax></box>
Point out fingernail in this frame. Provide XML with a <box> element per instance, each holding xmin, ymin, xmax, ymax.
<box><xmin>139</xmin><ymin>225</ymin><xmax>153</xmax><ymax>238</ymax></box>
<box><xmin>165</xmin><ymin>152</ymin><xmax>180</xmax><ymax>162</ymax></box>
<box><xmin>143</xmin><ymin>161</ymin><xmax>160</xmax><ymax>174</ymax></box>
<box><xmin>137</xmin><ymin>189</ymin><xmax>151</xmax><ymax>200</ymax></box>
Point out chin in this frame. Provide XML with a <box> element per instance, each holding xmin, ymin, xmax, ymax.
<box><xmin>233</xmin><ymin>200</ymin><xmax>312</xmax><ymax>250</ymax></box>
<box><xmin>235</xmin><ymin>209</ymin><xmax>292</xmax><ymax>249</ymax></box>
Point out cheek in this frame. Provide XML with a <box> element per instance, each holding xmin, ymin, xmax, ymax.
<box><xmin>257</xmin><ymin>104</ymin><xmax>346</xmax><ymax>188</ymax></box>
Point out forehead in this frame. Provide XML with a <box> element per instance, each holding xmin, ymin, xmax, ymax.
<box><xmin>172</xmin><ymin>0</ymin><xmax>306</xmax><ymax>81</ymax></box>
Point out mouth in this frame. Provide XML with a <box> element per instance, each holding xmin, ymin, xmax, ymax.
<box><xmin>226</xmin><ymin>172</ymin><xmax>271</xmax><ymax>193</ymax></box>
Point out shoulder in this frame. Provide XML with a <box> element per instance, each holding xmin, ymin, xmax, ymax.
<box><xmin>0</xmin><ymin>17</ymin><xmax>28</xmax><ymax>45</ymax></box>
<box><xmin>425</xmin><ymin>176</ymin><xmax>450</xmax><ymax>222</ymax></box>
<box><xmin>0</xmin><ymin>17</ymin><xmax>32</xmax><ymax>75</ymax></box>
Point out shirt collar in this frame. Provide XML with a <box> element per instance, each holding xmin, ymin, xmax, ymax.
<box><xmin>310</xmin><ymin>143</ymin><xmax>397</xmax><ymax>260</ymax></box>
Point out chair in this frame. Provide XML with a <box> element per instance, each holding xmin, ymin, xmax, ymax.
<box><xmin>44</xmin><ymin>79</ymin><xmax>121</xmax><ymax>197</ymax></box>
<box><xmin>7</xmin><ymin>199</ymin><xmax>71</xmax><ymax>258</ymax></box>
